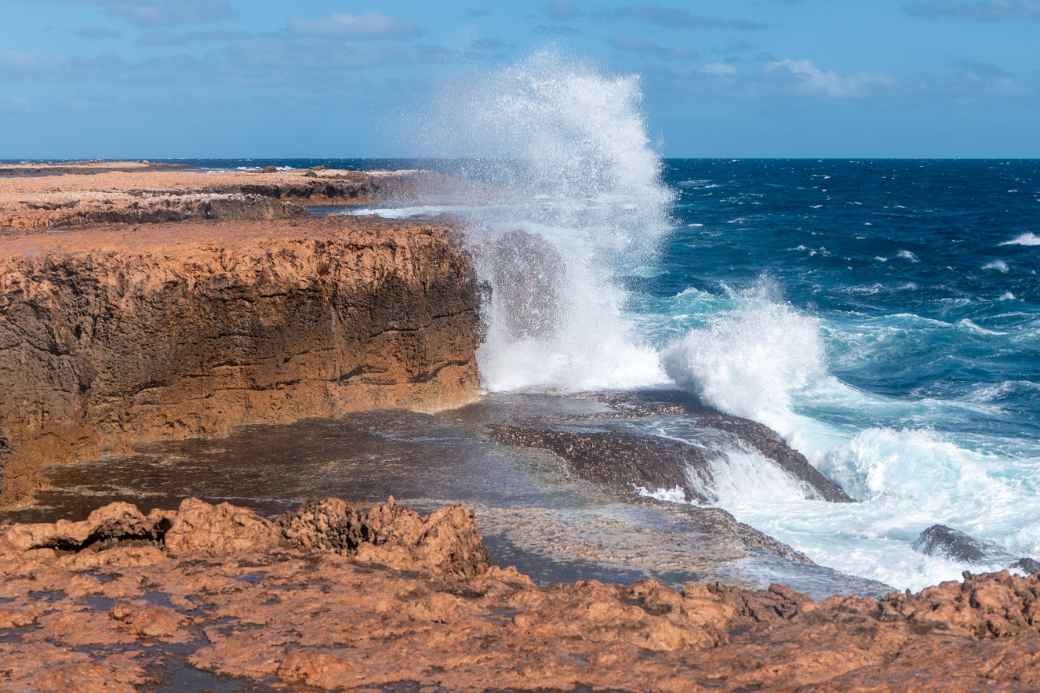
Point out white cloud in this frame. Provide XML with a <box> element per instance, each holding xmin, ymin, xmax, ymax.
<box><xmin>904</xmin><ymin>0</ymin><xmax>1040</xmax><ymax>21</ymax></box>
<box><xmin>288</xmin><ymin>13</ymin><xmax>420</xmax><ymax>40</ymax></box>
<box><xmin>57</xmin><ymin>0</ymin><xmax>235</xmax><ymax>27</ymax></box>
<box><xmin>766</xmin><ymin>59</ymin><xmax>894</xmax><ymax>98</ymax></box>
<box><xmin>700</xmin><ymin>62</ymin><xmax>737</xmax><ymax>77</ymax></box>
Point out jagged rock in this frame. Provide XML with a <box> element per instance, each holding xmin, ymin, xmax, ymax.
<box><xmin>164</xmin><ymin>498</ymin><xmax>282</xmax><ymax>558</ymax></box>
<box><xmin>280</xmin><ymin>496</ymin><xmax>490</xmax><ymax>578</ymax></box>
<box><xmin>4</xmin><ymin>498</ymin><xmax>1040</xmax><ymax>690</ymax></box>
<box><xmin>278</xmin><ymin>497</ymin><xmax>366</xmax><ymax>553</ymax></box>
<box><xmin>0</xmin><ymin>497</ymin><xmax>488</xmax><ymax>578</ymax></box>
<box><xmin>0</xmin><ymin>501</ymin><xmax>171</xmax><ymax>553</ymax></box>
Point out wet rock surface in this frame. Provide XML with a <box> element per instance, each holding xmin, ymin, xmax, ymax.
<box><xmin>1</xmin><ymin>497</ymin><xmax>1039</xmax><ymax>692</ymax></box>
<box><xmin>489</xmin><ymin>426</ymin><xmax>712</xmax><ymax>502</ymax></box>
<box><xmin>2</xmin><ymin>392</ymin><xmax>888</xmax><ymax>598</ymax></box>
<box><xmin>914</xmin><ymin>524</ymin><xmax>1040</xmax><ymax>574</ymax></box>
<box><xmin>492</xmin><ymin>390</ymin><xmax>852</xmax><ymax>503</ymax></box>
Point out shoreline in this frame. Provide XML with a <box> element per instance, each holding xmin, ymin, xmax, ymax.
<box><xmin>1</xmin><ymin>161</ymin><xmax>1038</xmax><ymax>690</ymax></box>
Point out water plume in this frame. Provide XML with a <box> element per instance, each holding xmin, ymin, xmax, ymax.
<box><xmin>419</xmin><ymin>50</ymin><xmax>673</xmax><ymax>391</ymax></box>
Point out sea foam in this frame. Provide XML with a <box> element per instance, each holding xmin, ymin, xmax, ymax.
<box><xmin>661</xmin><ymin>279</ymin><xmax>827</xmax><ymax>439</ymax></box>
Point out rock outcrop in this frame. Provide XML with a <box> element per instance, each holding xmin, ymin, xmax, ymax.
<box><xmin>914</xmin><ymin>524</ymin><xmax>1040</xmax><ymax>574</ymax></box>
<box><xmin>0</xmin><ymin>215</ymin><xmax>480</xmax><ymax>503</ymax></box>
<box><xmin>490</xmin><ymin>412</ymin><xmax>851</xmax><ymax>505</ymax></box>
<box><xmin>478</xmin><ymin>230</ymin><xmax>564</xmax><ymax>340</ymax></box>
<box><xmin>1</xmin><ymin>498</ymin><xmax>1040</xmax><ymax>691</ymax></box>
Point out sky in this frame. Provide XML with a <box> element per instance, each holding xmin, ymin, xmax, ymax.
<box><xmin>1</xmin><ymin>0</ymin><xmax>1038</xmax><ymax>158</ymax></box>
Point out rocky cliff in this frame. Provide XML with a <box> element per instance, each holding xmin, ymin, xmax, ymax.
<box><xmin>0</xmin><ymin>215</ymin><xmax>480</xmax><ymax>503</ymax></box>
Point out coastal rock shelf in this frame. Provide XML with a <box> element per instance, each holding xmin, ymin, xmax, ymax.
<box><xmin>2</xmin><ymin>496</ymin><xmax>1040</xmax><ymax>691</ymax></box>
<box><xmin>0</xmin><ymin>215</ymin><xmax>480</xmax><ymax>503</ymax></box>
<box><xmin>0</xmin><ymin>162</ymin><xmax>440</xmax><ymax>231</ymax></box>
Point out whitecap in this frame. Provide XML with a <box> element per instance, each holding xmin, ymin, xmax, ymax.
<box><xmin>957</xmin><ymin>318</ymin><xmax>1005</xmax><ymax>336</ymax></box>
<box><xmin>896</xmin><ymin>250</ymin><xmax>919</xmax><ymax>263</ymax></box>
<box><xmin>982</xmin><ymin>260</ymin><xmax>1010</xmax><ymax>273</ymax></box>
<box><xmin>1000</xmin><ymin>232</ymin><xmax>1040</xmax><ymax>247</ymax></box>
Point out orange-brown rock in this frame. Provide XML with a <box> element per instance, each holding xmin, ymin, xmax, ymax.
<box><xmin>0</xmin><ymin>215</ymin><xmax>480</xmax><ymax>503</ymax></box>
<box><xmin>0</xmin><ymin>162</ymin><xmax>444</xmax><ymax>232</ymax></box>
<box><xmin>1</xmin><ymin>498</ymin><xmax>1039</xmax><ymax>691</ymax></box>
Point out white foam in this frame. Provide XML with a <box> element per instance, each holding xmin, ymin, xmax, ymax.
<box><xmin>983</xmin><ymin>260</ymin><xmax>1010</xmax><ymax>273</ymax></box>
<box><xmin>661</xmin><ymin>279</ymin><xmax>827</xmax><ymax>438</ymax></box>
<box><xmin>957</xmin><ymin>318</ymin><xmax>1005</xmax><ymax>336</ymax></box>
<box><xmin>634</xmin><ymin>485</ymin><xmax>687</xmax><ymax>503</ymax></box>
<box><xmin>896</xmin><ymin>250</ymin><xmax>920</xmax><ymax>263</ymax></box>
<box><xmin>1000</xmin><ymin>232</ymin><xmax>1040</xmax><ymax>246</ymax></box>
<box><xmin>998</xmin><ymin>291</ymin><xmax>1017</xmax><ymax>301</ymax></box>
<box><xmin>708</xmin><ymin>427</ymin><xmax>1040</xmax><ymax>591</ymax></box>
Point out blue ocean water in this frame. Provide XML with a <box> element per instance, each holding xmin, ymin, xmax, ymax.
<box><xmin>636</xmin><ymin>159</ymin><xmax>1040</xmax><ymax>588</ymax></box>
<box><xmin>186</xmin><ymin>156</ymin><xmax>1039</xmax><ymax>590</ymax></box>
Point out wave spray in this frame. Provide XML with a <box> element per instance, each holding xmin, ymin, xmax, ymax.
<box><xmin>420</xmin><ymin>51</ymin><xmax>673</xmax><ymax>391</ymax></box>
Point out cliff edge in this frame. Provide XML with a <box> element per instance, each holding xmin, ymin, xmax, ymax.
<box><xmin>0</xmin><ymin>215</ymin><xmax>480</xmax><ymax>503</ymax></box>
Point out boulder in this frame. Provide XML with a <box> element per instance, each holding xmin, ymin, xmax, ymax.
<box><xmin>912</xmin><ymin>524</ymin><xmax>1039</xmax><ymax>574</ymax></box>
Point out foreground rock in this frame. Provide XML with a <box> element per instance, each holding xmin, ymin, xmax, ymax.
<box><xmin>0</xmin><ymin>215</ymin><xmax>480</xmax><ymax>503</ymax></box>
<box><xmin>914</xmin><ymin>524</ymin><xmax>1040</xmax><ymax>574</ymax></box>
<box><xmin>1</xmin><ymin>498</ymin><xmax>1040</xmax><ymax>691</ymax></box>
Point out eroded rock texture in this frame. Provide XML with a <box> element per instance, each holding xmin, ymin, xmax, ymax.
<box><xmin>0</xmin><ymin>498</ymin><xmax>1039</xmax><ymax>691</ymax></box>
<box><xmin>0</xmin><ymin>216</ymin><xmax>480</xmax><ymax>502</ymax></box>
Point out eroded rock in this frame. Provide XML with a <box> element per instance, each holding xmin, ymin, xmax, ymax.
<box><xmin>2</xmin><ymin>498</ymin><xmax>1040</xmax><ymax>691</ymax></box>
<box><xmin>0</xmin><ymin>215</ymin><xmax>480</xmax><ymax>504</ymax></box>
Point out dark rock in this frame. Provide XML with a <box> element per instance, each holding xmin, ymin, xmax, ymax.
<box><xmin>913</xmin><ymin>524</ymin><xmax>1039</xmax><ymax>573</ymax></box>
<box><xmin>479</xmin><ymin>230</ymin><xmax>564</xmax><ymax>340</ymax></box>
<box><xmin>913</xmin><ymin>525</ymin><xmax>1008</xmax><ymax>563</ymax></box>
<box><xmin>489</xmin><ymin>425</ymin><xmax>710</xmax><ymax>502</ymax></box>
<box><xmin>596</xmin><ymin>391</ymin><xmax>852</xmax><ymax>503</ymax></box>
<box><xmin>489</xmin><ymin>389</ymin><xmax>853</xmax><ymax>505</ymax></box>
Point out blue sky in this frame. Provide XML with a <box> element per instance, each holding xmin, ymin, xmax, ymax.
<box><xmin>1</xmin><ymin>1</ymin><xmax>1038</xmax><ymax>158</ymax></box>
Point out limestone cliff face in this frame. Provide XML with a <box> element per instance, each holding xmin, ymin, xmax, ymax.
<box><xmin>0</xmin><ymin>216</ymin><xmax>480</xmax><ymax>503</ymax></box>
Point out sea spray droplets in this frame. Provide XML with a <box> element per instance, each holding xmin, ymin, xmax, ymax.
<box><xmin>421</xmin><ymin>51</ymin><xmax>673</xmax><ymax>391</ymax></box>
